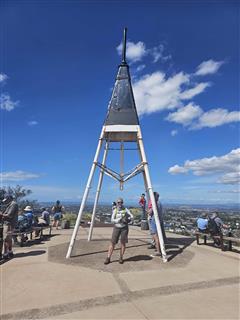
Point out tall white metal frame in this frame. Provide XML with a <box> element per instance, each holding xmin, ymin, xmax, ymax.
<box><xmin>66</xmin><ymin>125</ymin><xmax>167</xmax><ymax>262</ymax></box>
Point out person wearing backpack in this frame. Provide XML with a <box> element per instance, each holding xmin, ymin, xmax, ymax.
<box><xmin>52</xmin><ymin>200</ymin><xmax>64</xmax><ymax>230</ymax></box>
<box><xmin>208</xmin><ymin>212</ymin><xmax>228</xmax><ymax>247</ymax></box>
<box><xmin>104</xmin><ymin>198</ymin><xmax>133</xmax><ymax>265</ymax></box>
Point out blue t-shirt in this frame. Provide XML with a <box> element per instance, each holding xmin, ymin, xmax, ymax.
<box><xmin>197</xmin><ymin>218</ymin><xmax>208</xmax><ymax>230</ymax></box>
<box><xmin>24</xmin><ymin>212</ymin><xmax>33</xmax><ymax>224</ymax></box>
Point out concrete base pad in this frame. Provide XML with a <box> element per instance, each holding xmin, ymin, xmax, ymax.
<box><xmin>48</xmin><ymin>238</ymin><xmax>194</xmax><ymax>272</ymax></box>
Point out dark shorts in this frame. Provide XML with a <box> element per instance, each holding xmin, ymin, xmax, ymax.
<box><xmin>198</xmin><ymin>228</ymin><xmax>209</xmax><ymax>234</ymax></box>
<box><xmin>111</xmin><ymin>226</ymin><xmax>129</xmax><ymax>245</ymax></box>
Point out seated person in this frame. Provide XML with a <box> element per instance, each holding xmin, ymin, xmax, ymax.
<box><xmin>38</xmin><ymin>208</ymin><xmax>50</xmax><ymax>226</ymax></box>
<box><xmin>197</xmin><ymin>213</ymin><xmax>209</xmax><ymax>233</ymax></box>
<box><xmin>23</xmin><ymin>206</ymin><xmax>34</xmax><ymax>226</ymax></box>
<box><xmin>209</xmin><ymin>212</ymin><xmax>229</xmax><ymax>247</ymax></box>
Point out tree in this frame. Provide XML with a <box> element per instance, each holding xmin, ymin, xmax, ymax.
<box><xmin>0</xmin><ymin>185</ymin><xmax>32</xmax><ymax>201</ymax></box>
<box><xmin>0</xmin><ymin>185</ymin><xmax>37</xmax><ymax>210</ymax></box>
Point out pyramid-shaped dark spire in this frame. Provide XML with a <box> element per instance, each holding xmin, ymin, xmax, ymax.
<box><xmin>105</xmin><ymin>28</ymin><xmax>139</xmax><ymax>126</ymax></box>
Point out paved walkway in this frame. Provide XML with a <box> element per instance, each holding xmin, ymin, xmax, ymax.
<box><xmin>0</xmin><ymin>227</ymin><xmax>239</xmax><ymax>319</ymax></box>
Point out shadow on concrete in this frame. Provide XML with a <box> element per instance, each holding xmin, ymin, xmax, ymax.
<box><xmin>124</xmin><ymin>254</ymin><xmax>153</xmax><ymax>262</ymax></box>
<box><xmin>137</xmin><ymin>236</ymin><xmax>195</xmax><ymax>262</ymax></box>
<box><xmin>13</xmin><ymin>234</ymin><xmax>57</xmax><ymax>248</ymax></box>
<box><xmin>14</xmin><ymin>250</ymin><xmax>46</xmax><ymax>258</ymax></box>
<box><xmin>166</xmin><ymin>237</ymin><xmax>195</xmax><ymax>262</ymax></box>
<box><xmin>72</xmin><ymin>242</ymin><xmax>148</xmax><ymax>258</ymax></box>
<box><xmin>0</xmin><ymin>250</ymin><xmax>46</xmax><ymax>265</ymax></box>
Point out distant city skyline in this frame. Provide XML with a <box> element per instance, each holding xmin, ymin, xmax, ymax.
<box><xmin>0</xmin><ymin>1</ymin><xmax>239</xmax><ymax>204</ymax></box>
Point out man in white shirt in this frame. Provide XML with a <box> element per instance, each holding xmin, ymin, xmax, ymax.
<box><xmin>104</xmin><ymin>198</ymin><xmax>133</xmax><ymax>265</ymax></box>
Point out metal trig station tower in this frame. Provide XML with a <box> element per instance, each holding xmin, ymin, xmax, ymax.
<box><xmin>66</xmin><ymin>28</ymin><xmax>167</xmax><ymax>262</ymax></box>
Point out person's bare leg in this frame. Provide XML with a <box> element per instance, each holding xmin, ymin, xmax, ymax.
<box><xmin>107</xmin><ymin>243</ymin><xmax>115</xmax><ymax>258</ymax></box>
<box><xmin>104</xmin><ymin>243</ymin><xmax>115</xmax><ymax>264</ymax></box>
<box><xmin>119</xmin><ymin>243</ymin><xmax>126</xmax><ymax>264</ymax></box>
<box><xmin>120</xmin><ymin>243</ymin><xmax>126</xmax><ymax>258</ymax></box>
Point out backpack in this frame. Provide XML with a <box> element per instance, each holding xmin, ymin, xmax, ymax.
<box><xmin>53</xmin><ymin>205</ymin><xmax>62</xmax><ymax>213</ymax></box>
<box><xmin>17</xmin><ymin>215</ymin><xmax>31</xmax><ymax>232</ymax></box>
<box><xmin>208</xmin><ymin>217</ymin><xmax>221</xmax><ymax>234</ymax></box>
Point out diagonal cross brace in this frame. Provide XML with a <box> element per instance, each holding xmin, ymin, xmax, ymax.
<box><xmin>95</xmin><ymin>162</ymin><xmax>145</xmax><ymax>184</ymax></box>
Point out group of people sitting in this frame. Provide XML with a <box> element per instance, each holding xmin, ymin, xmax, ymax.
<box><xmin>0</xmin><ymin>196</ymin><xmax>65</xmax><ymax>261</ymax></box>
<box><xmin>197</xmin><ymin>212</ymin><xmax>229</xmax><ymax>246</ymax></box>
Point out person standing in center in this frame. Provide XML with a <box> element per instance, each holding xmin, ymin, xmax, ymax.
<box><xmin>104</xmin><ymin>198</ymin><xmax>133</xmax><ymax>265</ymax></box>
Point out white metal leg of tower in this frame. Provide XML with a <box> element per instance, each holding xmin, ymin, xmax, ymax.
<box><xmin>137</xmin><ymin>127</ymin><xmax>167</xmax><ymax>262</ymax></box>
<box><xmin>66</xmin><ymin>128</ymin><xmax>104</xmax><ymax>259</ymax></box>
<box><xmin>88</xmin><ymin>141</ymin><xmax>109</xmax><ymax>241</ymax></box>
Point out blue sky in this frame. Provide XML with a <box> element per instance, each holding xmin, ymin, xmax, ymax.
<box><xmin>0</xmin><ymin>1</ymin><xmax>239</xmax><ymax>205</ymax></box>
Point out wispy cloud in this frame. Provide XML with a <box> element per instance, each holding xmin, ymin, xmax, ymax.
<box><xmin>116</xmin><ymin>41</ymin><xmax>171</xmax><ymax>64</ymax></box>
<box><xmin>0</xmin><ymin>93</ymin><xmax>19</xmax><ymax>111</ymax></box>
<box><xmin>168</xmin><ymin>148</ymin><xmax>240</xmax><ymax>185</ymax></box>
<box><xmin>211</xmin><ymin>189</ymin><xmax>240</xmax><ymax>194</ymax></box>
<box><xmin>0</xmin><ymin>170</ymin><xmax>41</xmax><ymax>181</ymax></box>
<box><xmin>195</xmin><ymin>59</ymin><xmax>224</xmax><ymax>76</ymax></box>
<box><xmin>27</xmin><ymin>120</ymin><xmax>38</xmax><ymax>126</ymax></box>
<box><xmin>166</xmin><ymin>103</ymin><xmax>203</xmax><ymax>126</ymax></box>
<box><xmin>135</xmin><ymin>64</ymin><xmax>146</xmax><ymax>73</ymax></box>
<box><xmin>171</xmin><ymin>129</ymin><xmax>178</xmax><ymax>137</ymax></box>
<box><xmin>192</xmin><ymin>108</ymin><xmax>240</xmax><ymax>129</ymax></box>
<box><xmin>117</xmin><ymin>41</ymin><xmax>147</xmax><ymax>63</ymax></box>
<box><xmin>0</xmin><ymin>73</ymin><xmax>8</xmax><ymax>84</ymax></box>
<box><xmin>180</xmin><ymin>82</ymin><xmax>210</xmax><ymax>100</ymax></box>
<box><xmin>166</xmin><ymin>105</ymin><xmax>240</xmax><ymax>129</ymax></box>
<box><xmin>150</xmin><ymin>44</ymin><xmax>172</xmax><ymax>63</ymax></box>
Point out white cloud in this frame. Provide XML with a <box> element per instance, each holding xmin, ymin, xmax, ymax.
<box><xmin>117</xmin><ymin>41</ymin><xmax>147</xmax><ymax>63</ymax></box>
<box><xmin>192</xmin><ymin>108</ymin><xmax>240</xmax><ymax>129</ymax></box>
<box><xmin>132</xmin><ymin>69</ymin><xmax>212</xmax><ymax>116</ymax></box>
<box><xmin>136</xmin><ymin>64</ymin><xmax>146</xmax><ymax>72</ymax></box>
<box><xmin>150</xmin><ymin>44</ymin><xmax>172</xmax><ymax>63</ymax></box>
<box><xmin>27</xmin><ymin>120</ymin><xmax>38</xmax><ymax>126</ymax></box>
<box><xmin>0</xmin><ymin>93</ymin><xmax>19</xmax><ymax>111</ymax></box>
<box><xmin>0</xmin><ymin>170</ymin><xmax>41</xmax><ymax>181</ymax></box>
<box><xmin>26</xmin><ymin>185</ymin><xmax>81</xmax><ymax>201</ymax></box>
<box><xmin>0</xmin><ymin>73</ymin><xmax>8</xmax><ymax>83</ymax></box>
<box><xmin>133</xmin><ymin>71</ymin><xmax>191</xmax><ymax>115</ymax></box>
<box><xmin>195</xmin><ymin>59</ymin><xmax>224</xmax><ymax>76</ymax></box>
<box><xmin>168</xmin><ymin>165</ymin><xmax>188</xmax><ymax>174</ymax></box>
<box><xmin>180</xmin><ymin>82</ymin><xmax>210</xmax><ymax>100</ymax></box>
<box><xmin>168</xmin><ymin>148</ymin><xmax>240</xmax><ymax>185</ymax></box>
<box><xmin>166</xmin><ymin>103</ymin><xmax>203</xmax><ymax>126</ymax></box>
<box><xmin>171</xmin><ymin>130</ymin><xmax>178</xmax><ymax>137</ymax></box>
<box><xmin>116</xmin><ymin>41</ymin><xmax>171</xmax><ymax>64</ymax></box>
<box><xmin>218</xmin><ymin>172</ymin><xmax>240</xmax><ymax>185</ymax></box>
<box><xmin>167</xmin><ymin>105</ymin><xmax>240</xmax><ymax>130</ymax></box>
<box><xmin>211</xmin><ymin>189</ymin><xmax>240</xmax><ymax>194</ymax></box>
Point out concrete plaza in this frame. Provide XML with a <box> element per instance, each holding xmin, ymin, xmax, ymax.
<box><xmin>1</xmin><ymin>226</ymin><xmax>239</xmax><ymax>319</ymax></box>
